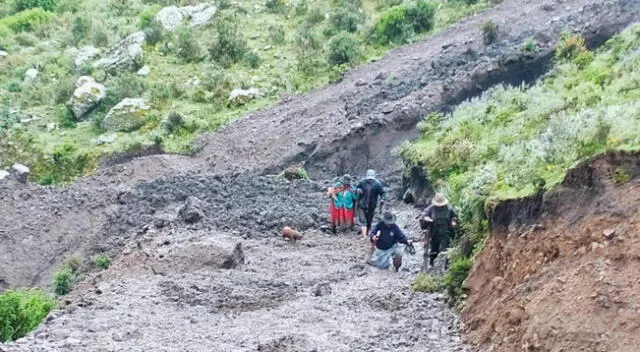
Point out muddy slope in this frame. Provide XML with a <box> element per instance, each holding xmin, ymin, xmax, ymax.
<box><xmin>461</xmin><ymin>151</ymin><xmax>640</xmax><ymax>352</ymax></box>
<box><xmin>6</xmin><ymin>207</ymin><xmax>475</xmax><ymax>352</ymax></box>
<box><xmin>192</xmin><ymin>0</ymin><xmax>640</xmax><ymax>179</ymax></box>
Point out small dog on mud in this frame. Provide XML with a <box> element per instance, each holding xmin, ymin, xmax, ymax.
<box><xmin>282</xmin><ymin>226</ymin><xmax>304</xmax><ymax>242</ymax></box>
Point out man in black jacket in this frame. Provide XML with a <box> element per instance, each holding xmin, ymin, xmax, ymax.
<box><xmin>356</xmin><ymin>169</ymin><xmax>387</xmax><ymax>238</ymax></box>
<box><xmin>369</xmin><ymin>212</ymin><xmax>411</xmax><ymax>272</ymax></box>
<box><xmin>420</xmin><ymin>193</ymin><xmax>458</xmax><ymax>268</ymax></box>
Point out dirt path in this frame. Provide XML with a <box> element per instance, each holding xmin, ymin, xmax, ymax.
<box><xmin>6</xmin><ymin>205</ymin><xmax>475</xmax><ymax>352</ymax></box>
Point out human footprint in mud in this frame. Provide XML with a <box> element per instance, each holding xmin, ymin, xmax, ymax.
<box><xmin>368</xmin><ymin>212</ymin><xmax>413</xmax><ymax>272</ymax></box>
<box><xmin>420</xmin><ymin>193</ymin><xmax>458</xmax><ymax>269</ymax></box>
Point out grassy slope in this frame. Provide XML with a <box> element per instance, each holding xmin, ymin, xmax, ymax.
<box><xmin>402</xmin><ymin>24</ymin><xmax>640</xmax><ymax>271</ymax></box>
<box><xmin>0</xmin><ymin>0</ymin><xmax>495</xmax><ymax>183</ymax></box>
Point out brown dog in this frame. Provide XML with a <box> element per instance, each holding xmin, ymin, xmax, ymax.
<box><xmin>282</xmin><ymin>226</ymin><xmax>304</xmax><ymax>242</ymax></box>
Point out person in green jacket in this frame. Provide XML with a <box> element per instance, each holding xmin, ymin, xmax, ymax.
<box><xmin>329</xmin><ymin>174</ymin><xmax>359</xmax><ymax>233</ymax></box>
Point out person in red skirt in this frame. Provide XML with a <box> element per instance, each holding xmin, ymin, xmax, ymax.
<box><xmin>327</xmin><ymin>174</ymin><xmax>358</xmax><ymax>234</ymax></box>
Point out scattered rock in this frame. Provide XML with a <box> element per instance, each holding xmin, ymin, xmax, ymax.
<box><xmin>69</xmin><ymin>76</ymin><xmax>106</xmax><ymax>120</ymax></box>
<box><xmin>24</xmin><ymin>68</ymin><xmax>38</xmax><ymax>82</ymax></box>
<box><xmin>314</xmin><ymin>282</ymin><xmax>332</xmax><ymax>297</ymax></box>
<box><xmin>355</xmin><ymin>79</ymin><xmax>367</xmax><ymax>87</ymax></box>
<box><xmin>101</xmin><ymin>98</ymin><xmax>151</xmax><ymax>132</ymax></box>
<box><xmin>11</xmin><ymin>164</ymin><xmax>30</xmax><ymax>183</ymax></box>
<box><xmin>228</xmin><ymin>88</ymin><xmax>263</xmax><ymax>105</ymax></box>
<box><xmin>93</xmin><ymin>31</ymin><xmax>145</xmax><ymax>73</ymax></box>
<box><xmin>221</xmin><ymin>243</ymin><xmax>245</xmax><ymax>269</ymax></box>
<box><xmin>136</xmin><ymin>65</ymin><xmax>151</xmax><ymax>76</ymax></box>
<box><xmin>154</xmin><ymin>3</ymin><xmax>217</xmax><ymax>31</ymax></box>
<box><xmin>381</xmin><ymin>103</ymin><xmax>395</xmax><ymax>114</ymax></box>
<box><xmin>91</xmin><ymin>134</ymin><xmax>117</xmax><ymax>146</ymax></box>
<box><xmin>178</xmin><ymin>196</ymin><xmax>205</xmax><ymax>224</ymax></box>
<box><xmin>46</xmin><ymin>123</ymin><xmax>57</xmax><ymax>132</ymax></box>
<box><xmin>603</xmin><ymin>228</ymin><xmax>616</xmax><ymax>239</ymax></box>
<box><xmin>72</xmin><ymin>45</ymin><xmax>101</xmax><ymax>68</ymax></box>
<box><xmin>0</xmin><ymin>50</ymin><xmax>8</xmax><ymax>58</ymax></box>
<box><xmin>0</xmin><ymin>170</ymin><xmax>10</xmax><ymax>181</ymax></box>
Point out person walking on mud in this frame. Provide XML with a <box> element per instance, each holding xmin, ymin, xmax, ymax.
<box><xmin>369</xmin><ymin>212</ymin><xmax>412</xmax><ymax>272</ymax></box>
<box><xmin>420</xmin><ymin>193</ymin><xmax>458</xmax><ymax>269</ymax></box>
<box><xmin>327</xmin><ymin>174</ymin><xmax>358</xmax><ymax>234</ymax></box>
<box><xmin>356</xmin><ymin>169</ymin><xmax>387</xmax><ymax>239</ymax></box>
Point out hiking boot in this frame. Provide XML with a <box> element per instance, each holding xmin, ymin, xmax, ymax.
<box><xmin>392</xmin><ymin>255</ymin><xmax>402</xmax><ymax>272</ymax></box>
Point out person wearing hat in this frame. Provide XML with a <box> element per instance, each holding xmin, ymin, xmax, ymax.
<box><xmin>328</xmin><ymin>174</ymin><xmax>359</xmax><ymax>234</ymax></box>
<box><xmin>420</xmin><ymin>193</ymin><xmax>458</xmax><ymax>267</ymax></box>
<box><xmin>356</xmin><ymin>169</ymin><xmax>387</xmax><ymax>239</ymax></box>
<box><xmin>368</xmin><ymin>212</ymin><xmax>411</xmax><ymax>272</ymax></box>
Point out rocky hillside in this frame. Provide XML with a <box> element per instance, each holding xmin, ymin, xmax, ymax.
<box><xmin>0</xmin><ymin>0</ymin><xmax>494</xmax><ymax>184</ymax></box>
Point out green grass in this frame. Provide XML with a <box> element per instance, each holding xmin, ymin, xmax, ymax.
<box><xmin>0</xmin><ymin>0</ymin><xmax>496</xmax><ymax>184</ymax></box>
<box><xmin>0</xmin><ymin>289</ymin><xmax>55</xmax><ymax>342</ymax></box>
<box><xmin>93</xmin><ymin>254</ymin><xmax>111</xmax><ymax>270</ymax></box>
<box><xmin>401</xmin><ymin>24</ymin><xmax>640</xmax><ymax>300</ymax></box>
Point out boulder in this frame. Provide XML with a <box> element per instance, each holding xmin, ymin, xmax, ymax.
<box><xmin>0</xmin><ymin>170</ymin><xmax>9</xmax><ymax>181</ymax></box>
<box><xmin>154</xmin><ymin>3</ymin><xmax>217</xmax><ymax>31</ymax></box>
<box><xmin>101</xmin><ymin>98</ymin><xmax>151</xmax><ymax>132</ymax></box>
<box><xmin>178</xmin><ymin>196</ymin><xmax>205</xmax><ymax>224</ymax></box>
<box><xmin>69</xmin><ymin>76</ymin><xmax>106</xmax><ymax>120</ymax></box>
<box><xmin>24</xmin><ymin>68</ymin><xmax>38</xmax><ymax>82</ymax></box>
<box><xmin>73</xmin><ymin>45</ymin><xmax>101</xmax><ymax>68</ymax></box>
<box><xmin>11</xmin><ymin>164</ymin><xmax>30</xmax><ymax>183</ymax></box>
<box><xmin>136</xmin><ymin>65</ymin><xmax>151</xmax><ymax>76</ymax></box>
<box><xmin>93</xmin><ymin>31</ymin><xmax>145</xmax><ymax>73</ymax></box>
<box><xmin>228</xmin><ymin>88</ymin><xmax>263</xmax><ymax>105</ymax></box>
<box><xmin>0</xmin><ymin>50</ymin><xmax>8</xmax><ymax>58</ymax></box>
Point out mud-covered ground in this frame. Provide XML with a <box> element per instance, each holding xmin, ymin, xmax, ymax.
<box><xmin>7</xmin><ymin>205</ymin><xmax>475</xmax><ymax>352</ymax></box>
<box><xmin>3</xmin><ymin>0</ymin><xmax>640</xmax><ymax>351</ymax></box>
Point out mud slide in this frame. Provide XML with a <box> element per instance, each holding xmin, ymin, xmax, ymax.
<box><xmin>462</xmin><ymin>151</ymin><xmax>640</xmax><ymax>352</ymax></box>
<box><xmin>2</xmin><ymin>0</ymin><xmax>640</xmax><ymax>350</ymax></box>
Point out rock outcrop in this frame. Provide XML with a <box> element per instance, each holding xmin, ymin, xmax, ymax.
<box><xmin>154</xmin><ymin>3</ymin><xmax>217</xmax><ymax>31</ymax></box>
<box><xmin>69</xmin><ymin>76</ymin><xmax>106</xmax><ymax>120</ymax></box>
<box><xmin>93</xmin><ymin>32</ymin><xmax>145</xmax><ymax>73</ymax></box>
<box><xmin>101</xmin><ymin>98</ymin><xmax>150</xmax><ymax>132</ymax></box>
<box><xmin>228</xmin><ymin>88</ymin><xmax>263</xmax><ymax>105</ymax></box>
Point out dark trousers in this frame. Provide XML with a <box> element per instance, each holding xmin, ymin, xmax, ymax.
<box><xmin>429</xmin><ymin>232</ymin><xmax>451</xmax><ymax>266</ymax></box>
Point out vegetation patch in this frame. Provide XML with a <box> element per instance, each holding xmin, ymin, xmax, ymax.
<box><xmin>0</xmin><ymin>289</ymin><xmax>55</xmax><ymax>343</ymax></box>
<box><xmin>401</xmin><ymin>24</ymin><xmax>640</xmax><ymax>302</ymax></box>
<box><xmin>411</xmin><ymin>273</ymin><xmax>442</xmax><ymax>293</ymax></box>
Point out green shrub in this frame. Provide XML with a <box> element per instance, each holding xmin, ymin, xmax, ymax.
<box><xmin>305</xmin><ymin>7</ymin><xmax>324</xmax><ymax>25</ymax></box>
<box><xmin>242</xmin><ymin>51</ymin><xmax>261</xmax><ymax>68</ymax></box>
<box><xmin>1</xmin><ymin>8</ymin><xmax>51</xmax><ymax>32</ymax></box>
<box><xmin>443</xmin><ymin>257</ymin><xmax>472</xmax><ymax>304</ymax></box>
<box><xmin>480</xmin><ymin>20</ymin><xmax>498</xmax><ymax>45</ymax></box>
<box><xmin>572</xmin><ymin>51</ymin><xmax>594</xmax><ymax>69</ymax></box>
<box><xmin>143</xmin><ymin>20</ymin><xmax>164</xmax><ymax>47</ymax></box>
<box><xmin>14</xmin><ymin>0</ymin><xmax>59</xmax><ymax>12</ymax></box>
<box><xmin>411</xmin><ymin>273</ymin><xmax>442</xmax><ymax>293</ymax></box>
<box><xmin>374</xmin><ymin>6</ymin><xmax>412</xmax><ymax>44</ymax></box>
<box><xmin>102</xmin><ymin>73</ymin><xmax>146</xmax><ymax>110</ymax></box>
<box><xmin>405</xmin><ymin>0</ymin><xmax>435</xmax><ymax>33</ymax></box>
<box><xmin>175</xmin><ymin>27</ymin><xmax>201</xmax><ymax>62</ymax></box>
<box><xmin>265</xmin><ymin>0</ymin><xmax>287</xmax><ymax>14</ymax></box>
<box><xmin>375</xmin><ymin>0</ymin><xmax>402</xmax><ymax>10</ymax></box>
<box><xmin>209</xmin><ymin>14</ymin><xmax>247</xmax><ymax>67</ymax></box>
<box><xmin>93</xmin><ymin>255</ymin><xmax>111</xmax><ymax>269</ymax></box>
<box><xmin>521</xmin><ymin>37</ymin><xmax>536</xmax><ymax>53</ymax></box>
<box><xmin>56</xmin><ymin>106</ymin><xmax>76</xmax><ymax>128</ymax></box>
<box><xmin>555</xmin><ymin>32</ymin><xmax>586</xmax><ymax>62</ymax></box>
<box><xmin>92</xmin><ymin>25</ymin><xmax>110</xmax><ymax>47</ymax></box>
<box><xmin>294</xmin><ymin>0</ymin><xmax>307</xmax><ymax>16</ymax></box>
<box><xmin>52</xmin><ymin>268</ymin><xmax>73</xmax><ymax>296</ymax></box>
<box><xmin>0</xmin><ymin>289</ymin><xmax>55</xmax><ymax>343</ymax></box>
<box><xmin>328</xmin><ymin>63</ymin><xmax>349</xmax><ymax>82</ymax></box>
<box><xmin>330</xmin><ymin>6</ymin><xmax>364</xmax><ymax>33</ymax></box>
<box><xmin>0</xmin><ymin>24</ymin><xmax>14</xmax><ymax>49</ymax></box>
<box><xmin>268</xmin><ymin>24</ymin><xmax>286</xmax><ymax>44</ymax></box>
<box><xmin>56</xmin><ymin>0</ymin><xmax>81</xmax><ymax>13</ymax></box>
<box><xmin>216</xmin><ymin>0</ymin><xmax>231</xmax><ymax>10</ymax></box>
<box><xmin>71</xmin><ymin>16</ymin><xmax>90</xmax><ymax>46</ymax></box>
<box><xmin>139</xmin><ymin>4</ymin><xmax>161</xmax><ymax>29</ymax></box>
<box><xmin>328</xmin><ymin>32</ymin><xmax>360</xmax><ymax>66</ymax></box>
<box><xmin>7</xmin><ymin>80</ymin><xmax>22</xmax><ymax>92</ymax></box>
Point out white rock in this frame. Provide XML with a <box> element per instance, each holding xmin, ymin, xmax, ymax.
<box><xmin>69</xmin><ymin>76</ymin><xmax>106</xmax><ymax>120</ymax></box>
<box><xmin>91</xmin><ymin>134</ymin><xmax>117</xmax><ymax>145</ymax></box>
<box><xmin>0</xmin><ymin>50</ymin><xmax>8</xmax><ymax>58</ymax></box>
<box><xmin>0</xmin><ymin>170</ymin><xmax>9</xmax><ymax>180</ymax></box>
<box><xmin>228</xmin><ymin>88</ymin><xmax>263</xmax><ymax>105</ymax></box>
<box><xmin>154</xmin><ymin>3</ymin><xmax>217</xmax><ymax>31</ymax></box>
<box><xmin>73</xmin><ymin>45</ymin><xmax>101</xmax><ymax>68</ymax></box>
<box><xmin>93</xmin><ymin>31</ymin><xmax>145</xmax><ymax>73</ymax></box>
<box><xmin>24</xmin><ymin>68</ymin><xmax>38</xmax><ymax>82</ymax></box>
<box><xmin>11</xmin><ymin>164</ymin><xmax>30</xmax><ymax>183</ymax></box>
<box><xmin>136</xmin><ymin>65</ymin><xmax>151</xmax><ymax>76</ymax></box>
<box><xmin>102</xmin><ymin>98</ymin><xmax>151</xmax><ymax>132</ymax></box>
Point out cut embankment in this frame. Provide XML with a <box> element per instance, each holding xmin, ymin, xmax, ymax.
<box><xmin>461</xmin><ymin>151</ymin><xmax>640</xmax><ymax>352</ymax></box>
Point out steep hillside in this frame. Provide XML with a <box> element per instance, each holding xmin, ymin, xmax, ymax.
<box><xmin>401</xmin><ymin>21</ymin><xmax>640</xmax><ymax>352</ymax></box>
<box><xmin>0</xmin><ymin>0</ymin><xmax>495</xmax><ymax>184</ymax></box>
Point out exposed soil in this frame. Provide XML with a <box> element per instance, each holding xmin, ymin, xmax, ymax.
<box><xmin>2</xmin><ymin>0</ymin><xmax>640</xmax><ymax>350</ymax></box>
<box><xmin>462</xmin><ymin>151</ymin><xmax>640</xmax><ymax>352</ymax></box>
